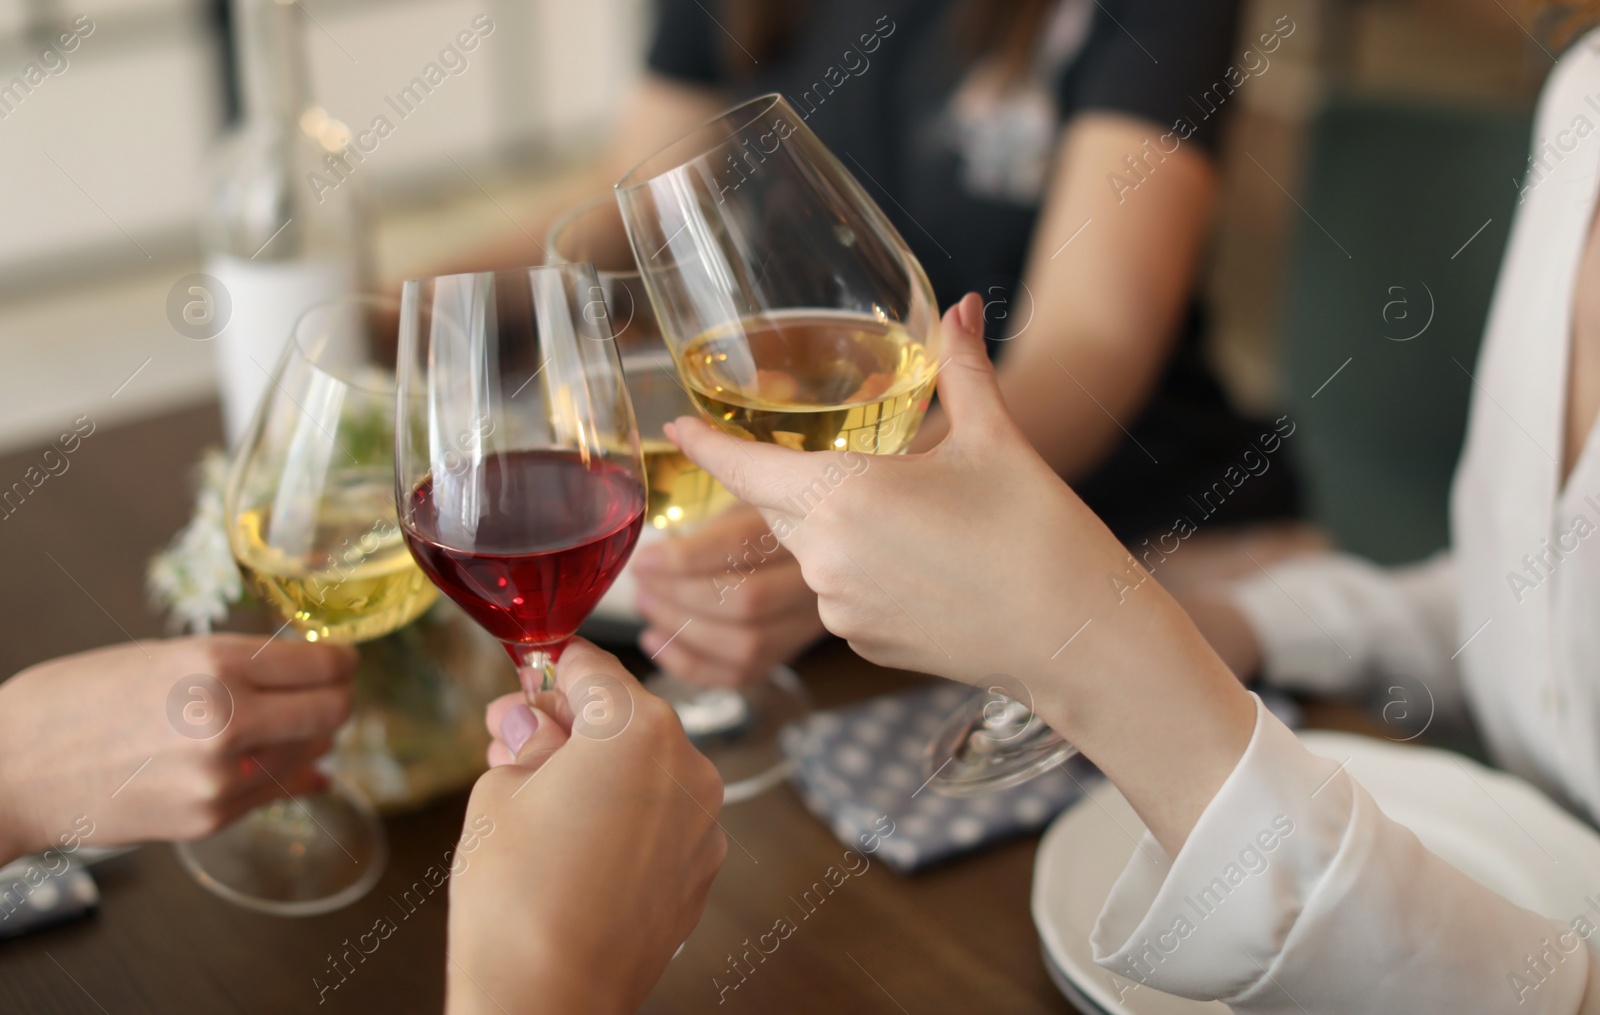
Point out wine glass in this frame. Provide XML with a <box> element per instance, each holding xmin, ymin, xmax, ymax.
<box><xmin>615</xmin><ymin>93</ymin><xmax>1075</xmax><ymax>795</ymax></box>
<box><xmin>394</xmin><ymin>264</ymin><xmax>646</xmax><ymax>699</ymax></box>
<box><xmin>177</xmin><ymin>294</ymin><xmax>434</xmax><ymax>914</ymax></box>
<box><xmin>548</xmin><ymin>196</ymin><xmax>810</xmax><ymax>803</ymax></box>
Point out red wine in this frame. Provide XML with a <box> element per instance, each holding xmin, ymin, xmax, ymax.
<box><xmin>402</xmin><ymin>450</ymin><xmax>644</xmax><ymax>655</ymax></box>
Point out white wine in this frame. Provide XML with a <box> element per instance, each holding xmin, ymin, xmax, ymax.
<box><xmin>641</xmin><ymin>438</ymin><xmax>739</xmax><ymax>531</ymax></box>
<box><xmin>233</xmin><ymin>485</ymin><xmax>437</xmax><ymax>644</ymax></box>
<box><xmin>624</xmin><ymin>349</ymin><xmax>741</xmax><ymax>530</ymax></box>
<box><xmin>678</xmin><ymin>310</ymin><xmax>935</xmax><ymax>454</ymax></box>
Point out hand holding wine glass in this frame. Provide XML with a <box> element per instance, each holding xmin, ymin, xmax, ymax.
<box><xmin>665</xmin><ymin>295</ymin><xmax>1093</xmax><ymax>678</ymax></box>
<box><xmin>449</xmin><ymin>640</ymin><xmax>724</xmax><ymax>1015</ymax></box>
<box><xmin>671</xmin><ymin>292</ymin><xmax>1256</xmax><ymax>843</ymax></box>
<box><xmin>616</xmin><ymin>95</ymin><xmax>1072</xmax><ymax>794</ymax></box>
<box><xmin>668</xmin><ymin>295</ymin><xmax>1129</xmax><ymax>792</ymax></box>
<box><xmin>178</xmin><ymin>294</ymin><xmax>438</xmax><ymax>914</ymax></box>
<box><xmin>0</xmin><ymin>636</ymin><xmax>353</xmax><ymax>865</ymax></box>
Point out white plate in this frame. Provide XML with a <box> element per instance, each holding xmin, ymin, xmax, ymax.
<box><xmin>1031</xmin><ymin>731</ymin><xmax>1600</xmax><ymax>1015</ymax></box>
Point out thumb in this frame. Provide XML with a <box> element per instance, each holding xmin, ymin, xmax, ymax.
<box><xmin>500</xmin><ymin>703</ymin><xmax>570</xmax><ymax>773</ymax></box>
<box><xmin>932</xmin><ymin>292</ymin><xmax>1008</xmax><ymax>443</ymax></box>
<box><xmin>667</xmin><ymin>416</ymin><xmax>812</xmax><ymax>512</ymax></box>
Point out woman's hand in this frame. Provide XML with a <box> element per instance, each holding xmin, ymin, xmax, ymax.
<box><xmin>449</xmin><ymin>639</ymin><xmax>725</xmax><ymax>1015</ymax></box>
<box><xmin>668</xmin><ymin>294</ymin><xmax>1123</xmax><ymax>698</ymax></box>
<box><xmin>0</xmin><ymin>636</ymin><xmax>355</xmax><ymax>863</ymax></box>
<box><xmin>670</xmin><ymin>293</ymin><xmax>1256</xmax><ymax>855</ymax></box>
<box><xmin>631</xmin><ymin>505</ymin><xmax>826</xmax><ymax>687</ymax></box>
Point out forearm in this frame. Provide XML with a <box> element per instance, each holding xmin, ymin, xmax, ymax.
<box><xmin>997</xmin><ymin>335</ymin><xmax>1172</xmax><ymax>479</ymax></box>
<box><xmin>911</xmin><ymin>334</ymin><xmax>1168</xmax><ymax>479</ymax></box>
<box><xmin>1021</xmin><ymin>563</ymin><xmax>1256</xmax><ymax>856</ymax></box>
<box><xmin>914</xmin><ymin>115</ymin><xmax>1214</xmax><ymax>479</ymax></box>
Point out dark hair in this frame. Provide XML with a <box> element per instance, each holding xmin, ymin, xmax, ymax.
<box><xmin>718</xmin><ymin>0</ymin><xmax>1056</xmax><ymax>85</ymax></box>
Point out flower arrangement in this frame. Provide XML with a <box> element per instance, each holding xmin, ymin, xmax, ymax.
<box><xmin>146</xmin><ymin>449</ymin><xmax>241</xmax><ymax>634</ymax></box>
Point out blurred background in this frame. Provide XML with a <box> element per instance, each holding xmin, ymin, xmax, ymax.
<box><xmin>0</xmin><ymin>0</ymin><xmax>1556</xmax><ymax>559</ymax></box>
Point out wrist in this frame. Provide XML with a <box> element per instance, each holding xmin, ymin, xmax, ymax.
<box><xmin>446</xmin><ymin>926</ymin><xmax>633</xmax><ymax>1015</ymax></box>
<box><xmin>1035</xmin><ymin>581</ymin><xmax>1256</xmax><ymax>850</ymax></box>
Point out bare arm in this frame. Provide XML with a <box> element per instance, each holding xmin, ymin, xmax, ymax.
<box><xmin>677</xmin><ymin>296</ymin><xmax>1255</xmax><ymax>856</ymax></box>
<box><xmin>913</xmin><ymin>112</ymin><xmax>1218</xmax><ymax>480</ymax></box>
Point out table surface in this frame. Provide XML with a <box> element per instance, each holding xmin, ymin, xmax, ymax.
<box><xmin>0</xmin><ymin>405</ymin><xmax>1385</xmax><ymax>1015</ymax></box>
<box><xmin>0</xmin><ymin>404</ymin><xmax>1088</xmax><ymax>1015</ymax></box>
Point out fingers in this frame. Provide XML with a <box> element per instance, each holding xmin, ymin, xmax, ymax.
<box><xmin>502</xmin><ymin>704</ymin><xmax>569</xmax><ymax>772</ymax></box>
<box><xmin>214</xmin><ymin>635</ymin><xmax>360</xmax><ymax>690</ymax></box>
<box><xmin>552</xmin><ymin>638</ymin><xmax>644</xmax><ymax>701</ymax></box>
<box><xmin>644</xmin><ymin>636</ymin><xmax>763</xmax><ymax>689</ymax></box>
<box><xmin>637</xmin><ymin>595</ymin><xmax>822</xmax><ymax>688</ymax></box>
<box><xmin>666</xmin><ymin>417</ymin><xmax>811</xmax><ymax>511</ymax></box>
<box><xmin>635</xmin><ymin>548</ymin><xmax>804</xmax><ymax>619</ymax></box>
<box><xmin>228</xmin><ymin>684</ymin><xmax>353</xmax><ymax>750</ymax></box>
<box><xmin>930</xmin><ymin>293</ymin><xmax>1009</xmax><ymax>441</ymax></box>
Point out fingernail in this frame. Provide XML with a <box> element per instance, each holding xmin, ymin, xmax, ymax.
<box><xmin>635</xmin><ymin>590</ymin><xmax>657</xmax><ymax>615</ymax></box>
<box><xmin>663</xmin><ymin>421</ymin><xmax>680</xmax><ymax>444</ymax></box>
<box><xmin>499</xmin><ymin>704</ymin><xmax>537</xmax><ymax>754</ymax></box>
<box><xmin>955</xmin><ymin>293</ymin><xmax>982</xmax><ymax>336</ymax></box>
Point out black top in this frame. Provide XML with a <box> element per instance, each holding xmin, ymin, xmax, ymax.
<box><xmin>647</xmin><ymin>0</ymin><xmax>1301</xmax><ymax>541</ymax></box>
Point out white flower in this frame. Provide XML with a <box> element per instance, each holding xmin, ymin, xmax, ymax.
<box><xmin>147</xmin><ymin>448</ymin><xmax>243</xmax><ymax>635</ymax></box>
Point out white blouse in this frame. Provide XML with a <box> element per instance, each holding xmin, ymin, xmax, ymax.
<box><xmin>1089</xmin><ymin>29</ymin><xmax>1600</xmax><ymax>1013</ymax></box>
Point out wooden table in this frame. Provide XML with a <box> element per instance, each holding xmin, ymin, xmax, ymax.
<box><xmin>0</xmin><ymin>406</ymin><xmax>1083</xmax><ymax>1014</ymax></box>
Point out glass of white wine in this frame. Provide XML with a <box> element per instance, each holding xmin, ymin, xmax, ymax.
<box><xmin>175</xmin><ymin>294</ymin><xmax>435</xmax><ymax>914</ymax></box>
<box><xmin>617</xmin><ymin>94</ymin><xmax>1076</xmax><ymax>796</ymax></box>
<box><xmin>548</xmin><ymin>197</ymin><xmax>810</xmax><ymax>803</ymax></box>
<box><xmin>615</xmin><ymin>94</ymin><xmax>940</xmax><ymax>455</ymax></box>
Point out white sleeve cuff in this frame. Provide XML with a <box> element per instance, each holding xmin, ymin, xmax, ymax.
<box><xmin>1089</xmin><ymin>694</ymin><xmax>1350</xmax><ymax>998</ymax></box>
<box><xmin>1089</xmin><ymin>695</ymin><xmax>1588</xmax><ymax>1014</ymax></box>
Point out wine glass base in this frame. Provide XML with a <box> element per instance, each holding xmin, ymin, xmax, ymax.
<box><xmin>174</xmin><ymin>789</ymin><xmax>387</xmax><ymax>917</ymax></box>
<box><xmin>646</xmin><ymin>665</ymin><xmax>810</xmax><ymax>805</ymax></box>
<box><xmin>925</xmin><ymin>696</ymin><xmax>1079</xmax><ymax>797</ymax></box>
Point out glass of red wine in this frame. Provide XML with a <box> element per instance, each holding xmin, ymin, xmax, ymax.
<box><xmin>394</xmin><ymin>264</ymin><xmax>647</xmax><ymax>698</ymax></box>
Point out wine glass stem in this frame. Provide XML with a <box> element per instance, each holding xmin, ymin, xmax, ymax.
<box><xmin>516</xmin><ymin>647</ymin><xmax>557</xmax><ymax>701</ymax></box>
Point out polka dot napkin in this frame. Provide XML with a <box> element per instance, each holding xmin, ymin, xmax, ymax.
<box><xmin>780</xmin><ymin>683</ymin><xmax>1095</xmax><ymax>874</ymax></box>
<box><xmin>781</xmin><ymin>683</ymin><xmax>1303</xmax><ymax>874</ymax></box>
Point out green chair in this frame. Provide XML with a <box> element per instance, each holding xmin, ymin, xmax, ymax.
<box><xmin>1280</xmin><ymin>94</ymin><xmax>1532</xmax><ymax>564</ymax></box>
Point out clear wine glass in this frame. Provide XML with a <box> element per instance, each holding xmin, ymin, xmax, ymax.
<box><xmin>548</xmin><ymin>196</ymin><xmax>810</xmax><ymax>803</ymax></box>
<box><xmin>177</xmin><ymin>294</ymin><xmax>435</xmax><ymax>914</ymax></box>
<box><xmin>615</xmin><ymin>93</ymin><xmax>1074</xmax><ymax>795</ymax></box>
<box><xmin>394</xmin><ymin>264</ymin><xmax>647</xmax><ymax>700</ymax></box>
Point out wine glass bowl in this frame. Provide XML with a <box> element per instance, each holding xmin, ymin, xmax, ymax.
<box><xmin>227</xmin><ymin>298</ymin><xmax>437</xmax><ymax>646</ymax></box>
<box><xmin>618</xmin><ymin>95</ymin><xmax>1073</xmax><ymax>797</ymax></box>
<box><xmin>615</xmin><ymin>93</ymin><xmax>940</xmax><ymax>456</ymax></box>
<box><xmin>176</xmin><ymin>294</ymin><xmax>421</xmax><ymax>916</ymax></box>
<box><xmin>548</xmin><ymin>197</ymin><xmax>811</xmax><ymax>803</ymax></box>
<box><xmin>395</xmin><ymin>264</ymin><xmax>647</xmax><ymax>696</ymax></box>
<box><xmin>547</xmin><ymin>198</ymin><xmax>740</xmax><ymax>534</ymax></box>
